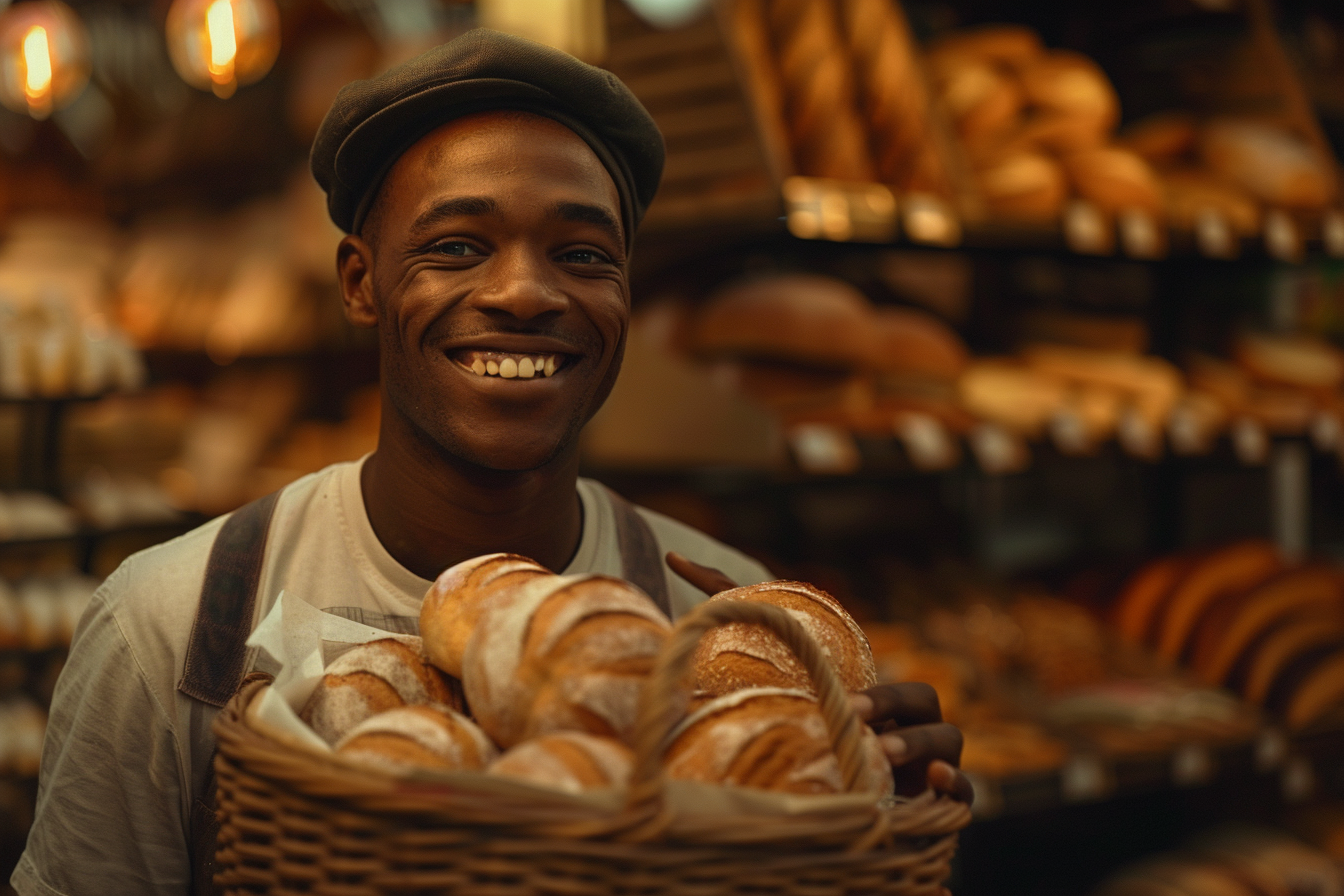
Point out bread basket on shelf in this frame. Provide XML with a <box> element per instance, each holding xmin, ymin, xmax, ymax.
<box><xmin>212</xmin><ymin>599</ymin><xmax>972</xmax><ymax>895</ymax></box>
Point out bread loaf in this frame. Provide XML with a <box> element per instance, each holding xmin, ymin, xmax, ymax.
<box><xmin>421</xmin><ymin>553</ymin><xmax>551</xmax><ymax>677</ymax></box>
<box><xmin>462</xmin><ymin>572</ymin><xmax>671</xmax><ymax>748</ymax></box>
<box><xmin>1062</xmin><ymin>148</ymin><xmax>1164</xmax><ymax>215</ymax></box>
<box><xmin>664</xmin><ymin>687</ymin><xmax>893</xmax><ymax>796</ymax></box>
<box><xmin>1243</xmin><ymin>616</ymin><xmax>1344</xmax><ymax>706</ymax></box>
<box><xmin>1268</xmin><ymin>645</ymin><xmax>1344</xmax><ymax>730</ymax></box>
<box><xmin>1161</xmin><ymin>170</ymin><xmax>1260</xmax><ymax>236</ymax></box>
<box><xmin>334</xmin><ymin>704</ymin><xmax>497</xmax><ymax>774</ymax></box>
<box><xmin>926</xmin><ymin>25</ymin><xmax>1043</xmax><ymax>71</ymax></box>
<box><xmin>1018</xmin><ymin>51</ymin><xmax>1119</xmax><ymax>133</ymax></box>
<box><xmin>1154</xmin><ymin>541</ymin><xmax>1283</xmax><ymax>664</ymax></box>
<box><xmin>1119</xmin><ymin>112</ymin><xmax>1200</xmax><ymax>164</ymax></box>
<box><xmin>690</xmin><ymin>274</ymin><xmax>877</xmax><ymax>370</ymax></box>
<box><xmin>301</xmin><ymin>638</ymin><xmax>463</xmax><ymax>745</ymax></box>
<box><xmin>958</xmin><ymin>360</ymin><xmax>1069</xmax><ymax>435</ymax></box>
<box><xmin>1234</xmin><ymin>333</ymin><xmax>1344</xmax><ymax>391</ymax></box>
<box><xmin>975</xmin><ymin>152</ymin><xmax>1067</xmax><ymax>221</ymax></box>
<box><xmin>1113</xmin><ymin>555</ymin><xmax>1192</xmax><ymax>646</ymax></box>
<box><xmin>937</xmin><ymin>61</ymin><xmax>1023</xmax><ymax>152</ymax></box>
<box><xmin>865</xmin><ymin>307</ymin><xmax>968</xmax><ymax>380</ymax></box>
<box><xmin>1200</xmin><ymin>119</ymin><xmax>1337</xmax><ymax>209</ymax></box>
<box><xmin>487</xmin><ymin>731</ymin><xmax>633</xmax><ymax>793</ymax></box>
<box><xmin>692</xmin><ymin>581</ymin><xmax>877</xmax><ymax>697</ymax></box>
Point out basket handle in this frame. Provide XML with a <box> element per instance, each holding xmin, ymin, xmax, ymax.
<box><xmin>626</xmin><ymin>598</ymin><xmax>871</xmax><ymax>813</ymax></box>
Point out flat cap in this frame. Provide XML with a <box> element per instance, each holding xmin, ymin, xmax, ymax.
<box><xmin>311</xmin><ymin>29</ymin><xmax>665</xmax><ymax>245</ymax></box>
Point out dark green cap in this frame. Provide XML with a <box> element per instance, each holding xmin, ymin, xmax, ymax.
<box><xmin>310</xmin><ymin>28</ymin><xmax>665</xmax><ymax>246</ymax></box>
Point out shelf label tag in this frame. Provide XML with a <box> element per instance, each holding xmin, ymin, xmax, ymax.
<box><xmin>1171</xmin><ymin>743</ymin><xmax>1215</xmax><ymax>787</ymax></box>
<box><xmin>1254</xmin><ymin>727</ymin><xmax>1287</xmax><ymax>772</ymax></box>
<box><xmin>1120</xmin><ymin>209</ymin><xmax>1165</xmax><ymax>259</ymax></box>
<box><xmin>1195</xmin><ymin>209</ymin><xmax>1237</xmax><ymax>259</ymax></box>
<box><xmin>1065</xmin><ymin>201</ymin><xmax>1113</xmax><ymax>255</ymax></box>
<box><xmin>786</xmin><ymin>424</ymin><xmax>860</xmax><ymax>474</ymax></box>
<box><xmin>782</xmin><ymin>177</ymin><xmax>898</xmax><ymax>243</ymax></box>
<box><xmin>1061</xmin><ymin>754</ymin><xmax>1113</xmax><ymax>803</ymax></box>
<box><xmin>1264</xmin><ymin>210</ymin><xmax>1302</xmax><ymax>263</ymax></box>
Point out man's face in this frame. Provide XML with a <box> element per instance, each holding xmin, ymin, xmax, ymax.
<box><xmin>342</xmin><ymin>111</ymin><xmax>629</xmax><ymax>472</ymax></box>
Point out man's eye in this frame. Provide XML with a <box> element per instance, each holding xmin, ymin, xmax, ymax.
<box><xmin>432</xmin><ymin>242</ymin><xmax>479</xmax><ymax>257</ymax></box>
<box><xmin>559</xmin><ymin>250</ymin><xmax>607</xmax><ymax>265</ymax></box>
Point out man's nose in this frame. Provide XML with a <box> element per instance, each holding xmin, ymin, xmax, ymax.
<box><xmin>469</xmin><ymin>249</ymin><xmax>569</xmax><ymax>320</ymax></box>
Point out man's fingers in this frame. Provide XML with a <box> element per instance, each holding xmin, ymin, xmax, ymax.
<box><xmin>876</xmin><ymin>722</ymin><xmax>963</xmax><ymax>767</ymax></box>
<box><xmin>852</xmin><ymin>682</ymin><xmax>942</xmax><ymax>727</ymax></box>
<box><xmin>666</xmin><ymin>552</ymin><xmax>738</xmax><ymax>597</ymax></box>
<box><xmin>928</xmin><ymin>759</ymin><xmax>975</xmax><ymax>804</ymax></box>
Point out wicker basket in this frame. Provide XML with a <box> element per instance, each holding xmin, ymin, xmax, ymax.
<box><xmin>212</xmin><ymin>599</ymin><xmax>972</xmax><ymax>895</ymax></box>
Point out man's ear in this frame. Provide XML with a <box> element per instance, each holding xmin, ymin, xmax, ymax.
<box><xmin>337</xmin><ymin>234</ymin><xmax>378</xmax><ymax>328</ymax></box>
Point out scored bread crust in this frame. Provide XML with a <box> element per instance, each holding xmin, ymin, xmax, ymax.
<box><xmin>488</xmin><ymin>731</ymin><xmax>634</xmax><ymax>793</ymax></box>
<box><xmin>421</xmin><ymin>553</ymin><xmax>551</xmax><ymax>678</ymax></box>
<box><xmin>664</xmin><ymin>687</ymin><xmax>892</xmax><ymax>796</ymax></box>
<box><xmin>334</xmin><ymin>704</ymin><xmax>497</xmax><ymax>774</ymax></box>
<box><xmin>692</xmin><ymin>581</ymin><xmax>877</xmax><ymax>697</ymax></box>
<box><xmin>463</xmin><ymin>573</ymin><xmax>671</xmax><ymax>748</ymax></box>
<box><xmin>301</xmin><ymin>638</ymin><xmax>462</xmax><ymax>745</ymax></box>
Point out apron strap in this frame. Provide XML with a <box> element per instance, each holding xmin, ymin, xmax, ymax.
<box><xmin>604</xmin><ymin>486</ymin><xmax>672</xmax><ymax>617</ymax></box>
<box><xmin>178</xmin><ymin>491</ymin><xmax>281</xmax><ymax>896</ymax></box>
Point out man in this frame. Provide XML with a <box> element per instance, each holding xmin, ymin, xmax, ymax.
<box><xmin>13</xmin><ymin>29</ymin><xmax>967</xmax><ymax>896</ymax></box>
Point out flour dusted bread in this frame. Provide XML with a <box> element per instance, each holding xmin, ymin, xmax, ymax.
<box><xmin>488</xmin><ymin>731</ymin><xmax>633</xmax><ymax>793</ymax></box>
<box><xmin>335</xmin><ymin>704</ymin><xmax>496</xmax><ymax>774</ymax></box>
<box><xmin>421</xmin><ymin>553</ymin><xmax>551</xmax><ymax>677</ymax></box>
<box><xmin>692</xmin><ymin>581</ymin><xmax>877</xmax><ymax>697</ymax></box>
<box><xmin>462</xmin><ymin>572</ymin><xmax>671</xmax><ymax>748</ymax></box>
<box><xmin>301</xmin><ymin>638</ymin><xmax>463</xmax><ymax>745</ymax></box>
<box><xmin>664</xmin><ymin>687</ymin><xmax>892</xmax><ymax>796</ymax></box>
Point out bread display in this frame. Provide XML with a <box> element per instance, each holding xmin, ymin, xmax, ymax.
<box><xmin>974</xmin><ymin>152</ymin><xmax>1068</xmax><ymax>221</ymax></box>
<box><xmin>1233</xmin><ymin>333</ymin><xmax>1344</xmax><ymax>392</ymax></box>
<box><xmin>1200</xmin><ymin>118</ymin><xmax>1337</xmax><ymax>210</ymax></box>
<box><xmin>334</xmin><ymin>704</ymin><xmax>497</xmax><ymax>774</ymax></box>
<box><xmin>1061</xmin><ymin>148</ymin><xmax>1163</xmax><ymax>215</ymax></box>
<box><xmin>692</xmin><ymin>580</ymin><xmax>877</xmax><ymax>697</ymax></box>
<box><xmin>487</xmin><ymin>731</ymin><xmax>633</xmax><ymax>793</ymax></box>
<box><xmin>1017</xmin><ymin>51</ymin><xmax>1119</xmax><ymax>146</ymax></box>
<box><xmin>663</xmin><ymin>687</ymin><xmax>893</xmax><ymax>796</ymax></box>
<box><xmin>458</xmin><ymin>572</ymin><xmax>671</xmax><ymax>748</ymax></box>
<box><xmin>420</xmin><ymin>553</ymin><xmax>551</xmax><ymax>678</ymax></box>
<box><xmin>866</xmin><ymin>307</ymin><xmax>968</xmax><ymax>380</ymax></box>
<box><xmin>1242</xmin><ymin>616</ymin><xmax>1344</xmax><ymax>706</ymax></box>
<box><xmin>1152</xmin><ymin>541</ymin><xmax>1284</xmax><ymax>664</ymax></box>
<box><xmin>301</xmin><ymin>638</ymin><xmax>464</xmax><ymax>746</ymax></box>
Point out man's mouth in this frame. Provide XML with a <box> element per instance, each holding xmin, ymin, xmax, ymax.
<box><xmin>453</xmin><ymin>350</ymin><xmax>568</xmax><ymax>379</ymax></box>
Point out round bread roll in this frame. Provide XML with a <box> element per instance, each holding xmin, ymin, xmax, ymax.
<box><xmin>462</xmin><ymin>572</ymin><xmax>671</xmax><ymax>748</ymax></box>
<box><xmin>1062</xmin><ymin>147</ymin><xmax>1164</xmax><ymax>215</ymax></box>
<box><xmin>301</xmin><ymin>637</ymin><xmax>463</xmax><ymax>745</ymax></box>
<box><xmin>926</xmin><ymin>24</ymin><xmax>1043</xmax><ymax>71</ymax></box>
<box><xmin>958</xmin><ymin>360</ymin><xmax>1069</xmax><ymax>435</ymax></box>
<box><xmin>421</xmin><ymin>553</ymin><xmax>551</xmax><ymax>677</ymax></box>
<box><xmin>1162</xmin><ymin>169</ymin><xmax>1261</xmax><ymax>236</ymax></box>
<box><xmin>865</xmin><ymin>307</ymin><xmax>968</xmax><ymax>380</ymax></box>
<box><xmin>487</xmin><ymin>731</ymin><xmax>633</xmax><ymax>793</ymax></box>
<box><xmin>975</xmin><ymin>152</ymin><xmax>1068</xmax><ymax>221</ymax></box>
<box><xmin>335</xmin><ymin>704</ymin><xmax>497</xmax><ymax>774</ymax></box>
<box><xmin>664</xmin><ymin>687</ymin><xmax>893</xmax><ymax>797</ymax></box>
<box><xmin>690</xmin><ymin>275</ymin><xmax>878</xmax><ymax>370</ymax></box>
<box><xmin>1234</xmin><ymin>332</ymin><xmax>1344</xmax><ymax>391</ymax></box>
<box><xmin>1119</xmin><ymin>112</ymin><xmax>1200</xmax><ymax>164</ymax></box>
<box><xmin>1019</xmin><ymin>51</ymin><xmax>1119</xmax><ymax>133</ymax></box>
<box><xmin>1200</xmin><ymin>119</ymin><xmax>1337</xmax><ymax>209</ymax></box>
<box><xmin>692</xmin><ymin>581</ymin><xmax>877</xmax><ymax>697</ymax></box>
<box><xmin>1012</xmin><ymin>112</ymin><xmax>1111</xmax><ymax>155</ymax></box>
<box><xmin>936</xmin><ymin>61</ymin><xmax>1024</xmax><ymax>151</ymax></box>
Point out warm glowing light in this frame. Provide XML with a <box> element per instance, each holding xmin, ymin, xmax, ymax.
<box><xmin>205</xmin><ymin>0</ymin><xmax>235</xmax><ymax>78</ymax></box>
<box><xmin>22</xmin><ymin>24</ymin><xmax>51</xmax><ymax>105</ymax></box>
<box><xmin>166</xmin><ymin>0</ymin><xmax>279</xmax><ymax>98</ymax></box>
<box><xmin>0</xmin><ymin>2</ymin><xmax>90</xmax><ymax>119</ymax></box>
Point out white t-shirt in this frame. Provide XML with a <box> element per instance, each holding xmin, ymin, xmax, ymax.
<box><xmin>12</xmin><ymin>459</ymin><xmax>771</xmax><ymax>896</ymax></box>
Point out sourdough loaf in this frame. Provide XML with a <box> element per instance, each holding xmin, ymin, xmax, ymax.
<box><xmin>488</xmin><ymin>731</ymin><xmax>633</xmax><ymax>793</ymax></box>
<box><xmin>421</xmin><ymin>553</ymin><xmax>551</xmax><ymax>677</ymax></box>
<box><xmin>334</xmin><ymin>704</ymin><xmax>496</xmax><ymax>774</ymax></box>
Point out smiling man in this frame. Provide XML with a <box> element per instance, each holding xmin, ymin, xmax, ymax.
<box><xmin>12</xmin><ymin>30</ymin><xmax>967</xmax><ymax>896</ymax></box>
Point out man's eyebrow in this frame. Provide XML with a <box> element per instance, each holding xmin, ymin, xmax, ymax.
<box><xmin>553</xmin><ymin>202</ymin><xmax>624</xmax><ymax>248</ymax></box>
<box><xmin>407</xmin><ymin>196</ymin><xmax>498</xmax><ymax>239</ymax></box>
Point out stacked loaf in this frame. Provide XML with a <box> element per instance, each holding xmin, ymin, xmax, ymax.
<box><xmin>298</xmin><ymin>552</ymin><xmax>895</xmax><ymax>800</ymax></box>
<box><xmin>1112</xmin><ymin>540</ymin><xmax>1344</xmax><ymax>730</ymax></box>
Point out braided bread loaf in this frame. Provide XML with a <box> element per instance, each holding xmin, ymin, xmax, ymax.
<box><xmin>421</xmin><ymin>553</ymin><xmax>551</xmax><ymax>677</ymax></box>
<box><xmin>692</xmin><ymin>581</ymin><xmax>877</xmax><ymax>697</ymax></box>
<box><xmin>301</xmin><ymin>637</ymin><xmax>463</xmax><ymax>745</ymax></box>
<box><xmin>665</xmin><ymin>687</ymin><xmax>892</xmax><ymax>796</ymax></box>
<box><xmin>459</xmin><ymin>572</ymin><xmax>671</xmax><ymax>748</ymax></box>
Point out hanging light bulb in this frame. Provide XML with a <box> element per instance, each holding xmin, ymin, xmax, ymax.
<box><xmin>0</xmin><ymin>0</ymin><xmax>91</xmax><ymax>120</ymax></box>
<box><xmin>166</xmin><ymin>0</ymin><xmax>279</xmax><ymax>99</ymax></box>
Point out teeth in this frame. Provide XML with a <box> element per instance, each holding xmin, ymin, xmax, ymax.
<box><xmin>462</xmin><ymin>352</ymin><xmax>564</xmax><ymax>378</ymax></box>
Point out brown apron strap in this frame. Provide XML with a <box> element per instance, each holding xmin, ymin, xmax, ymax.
<box><xmin>178</xmin><ymin>491</ymin><xmax>280</xmax><ymax>896</ymax></box>
<box><xmin>605</xmin><ymin>486</ymin><xmax>671</xmax><ymax>617</ymax></box>
<box><xmin>178</xmin><ymin>491</ymin><xmax>281</xmax><ymax>707</ymax></box>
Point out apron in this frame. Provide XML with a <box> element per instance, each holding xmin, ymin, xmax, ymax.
<box><xmin>176</xmin><ymin>487</ymin><xmax>672</xmax><ymax>896</ymax></box>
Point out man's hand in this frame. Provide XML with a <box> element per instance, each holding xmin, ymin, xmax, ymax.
<box><xmin>666</xmin><ymin>551</ymin><xmax>738</xmax><ymax>596</ymax></box>
<box><xmin>850</xmin><ymin>684</ymin><xmax>973</xmax><ymax>804</ymax></box>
